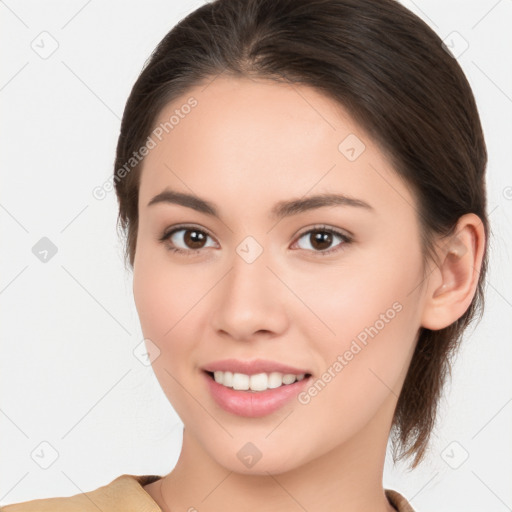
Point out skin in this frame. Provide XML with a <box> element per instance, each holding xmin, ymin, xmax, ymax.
<box><xmin>132</xmin><ymin>75</ymin><xmax>485</xmax><ymax>512</ymax></box>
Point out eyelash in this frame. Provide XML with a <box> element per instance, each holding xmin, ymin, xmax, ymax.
<box><xmin>158</xmin><ymin>223</ymin><xmax>352</xmax><ymax>258</ymax></box>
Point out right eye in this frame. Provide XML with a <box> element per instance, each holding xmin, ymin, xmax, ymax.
<box><xmin>158</xmin><ymin>224</ymin><xmax>218</xmax><ymax>256</ymax></box>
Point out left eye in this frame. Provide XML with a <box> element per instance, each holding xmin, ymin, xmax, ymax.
<box><xmin>159</xmin><ymin>225</ymin><xmax>351</xmax><ymax>256</ymax></box>
<box><xmin>292</xmin><ymin>227</ymin><xmax>351</xmax><ymax>255</ymax></box>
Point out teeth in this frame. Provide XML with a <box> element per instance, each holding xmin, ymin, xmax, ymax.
<box><xmin>223</xmin><ymin>371</ymin><xmax>233</xmax><ymax>387</ymax></box>
<box><xmin>249</xmin><ymin>372</ymin><xmax>268</xmax><ymax>391</ymax></box>
<box><xmin>211</xmin><ymin>371</ymin><xmax>307</xmax><ymax>391</ymax></box>
<box><xmin>282</xmin><ymin>373</ymin><xmax>297</xmax><ymax>385</ymax></box>
<box><xmin>232</xmin><ymin>372</ymin><xmax>249</xmax><ymax>390</ymax></box>
<box><xmin>268</xmin><ymin>372</ymin><xmax>282</xmax><ymax>389</ymax></box>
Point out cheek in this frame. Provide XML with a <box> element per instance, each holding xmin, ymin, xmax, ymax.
<box><xmin>302</xmin><ymin>253</ymin><xmax>418</xmax><ymax>343</ymax></box>
<box><xmin>132</xmin><ymin>250</ymin><xmax>205</xmax><ymax>416</ymax></box>
<box><xmin>295</xmin><ymin>296</ymin><xmax>418</xmax><ymax>451</ymax></box>
<box><xmin>133</xmin><ymin>261</ymin><xmax>175</xmax><ymax>342</ymax></box>
<box><xmin>132</xmin><ymin>244</ymin><xmax>217</xmax><ymax>389</ymax></box>
<box><xmin>302</xmin><ymin>249</ymin><xmax>422</xmax><ymax>404</ymax></box>
<box><xmin>133</xmin><ymin>242</ymin><xmax>205</xmax><ymax>341</ymax></box>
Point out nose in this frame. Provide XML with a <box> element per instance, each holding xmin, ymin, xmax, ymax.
<box><xmin>210</xmin><ymin>247</ymin><xmax>289</xmax><ymax>342</ymax></box>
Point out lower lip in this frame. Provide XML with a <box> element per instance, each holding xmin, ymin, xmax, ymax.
<box><xmin>203</xmin><ymin>371</ymin><xmax>311</xmax><ymax>418</ymax></box>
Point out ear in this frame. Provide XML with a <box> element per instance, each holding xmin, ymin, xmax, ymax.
<box><xmin>420</xmin><ymin>213</ymin><xmax>486</xmax><ymax>331</ymax></box>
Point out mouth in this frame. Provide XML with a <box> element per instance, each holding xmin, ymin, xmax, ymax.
<box><xmin>202</xmin><ymin>369</ymin><xmax>313</xmax><ymax>417</ymax></box>
<box><xmin>203</xmin><ymin>370</ymin><xmax>312</xmax><ymax>392</ymax></box>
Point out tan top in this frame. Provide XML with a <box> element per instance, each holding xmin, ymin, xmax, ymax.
<box><xmin>1</xmin><ymin>474</ymin><xmax>415</xmax><ymax>511</ymax></box>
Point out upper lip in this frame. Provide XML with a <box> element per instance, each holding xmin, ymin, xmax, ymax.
<box><xmin>201</xmin><ymin>358</ymin><xmax>312</xmax><ymax>376</ymax></box>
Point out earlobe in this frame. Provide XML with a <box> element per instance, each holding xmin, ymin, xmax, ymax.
<box><xmin>420</xmin><ymin>213</ymin><xmax>485</xmax><ymax>331</ymax></box>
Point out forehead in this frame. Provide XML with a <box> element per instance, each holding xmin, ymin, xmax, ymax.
<box><xmin>138</xmin><ymin>75</ymin><xmax>415</xmax><ymax>220</ymax></box>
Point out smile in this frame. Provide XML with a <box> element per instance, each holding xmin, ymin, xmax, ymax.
<box><xmin>210</xmin><ymin>370</ymin><xmax>307</xmax><ymax>391</ymax></box>
<box><xmin>203</xmin><ymin>370</ymin><xmax>312</xmax><ymax>417</ymax></box>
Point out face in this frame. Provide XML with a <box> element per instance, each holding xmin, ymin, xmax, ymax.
<box><xmin>132</xmin><ymin>75</ymin><xmax>429</xmax><ymax>474</ymax></box>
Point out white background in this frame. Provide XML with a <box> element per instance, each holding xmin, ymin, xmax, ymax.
<box><xmin>1</xmin><ymin>1</ymin><xmax>511</xmax><ymax>510</ymax></box>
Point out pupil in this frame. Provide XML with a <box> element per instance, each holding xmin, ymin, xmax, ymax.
<box><xmin>185</xmin><ymin>230</ymin><xmax>205</xmax><ymax>249</ymax></box>
<box><xmin>312</xmin><ymin>230</ymin><xmax>332</xmax><ymax>250</ymax></box>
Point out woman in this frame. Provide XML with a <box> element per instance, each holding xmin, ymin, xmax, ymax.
<box><xmin>2</xmin><ymin>0</ymin><xmax>489</xmax><ymax>510</ymax></box>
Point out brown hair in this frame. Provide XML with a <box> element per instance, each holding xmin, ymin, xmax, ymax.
<box><xmin>114</xmin><ymin>0</ymin><xmax>489</xmax><ymax>469</ymax></box>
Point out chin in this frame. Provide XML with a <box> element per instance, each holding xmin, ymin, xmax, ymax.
<box><xmin>200</xmin><ymin>438</ymin><xmax>310</xmax><ymax>476</ymax></box>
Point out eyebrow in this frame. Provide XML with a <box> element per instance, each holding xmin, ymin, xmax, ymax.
<box><xmin>147</xmin><ymin>188</ymin><xmax>374</xmax><ymax>220</ymax></box>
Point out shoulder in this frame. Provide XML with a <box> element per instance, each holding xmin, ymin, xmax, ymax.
<box><xmin>1</xmin><ymin>474</ymin><xmax>163</xmax><ymax>512</ymax></box>
<box><xmin>385</xmin><ymin>488</ymin><xmax>416</xmax><ymax>512</ymax></box>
